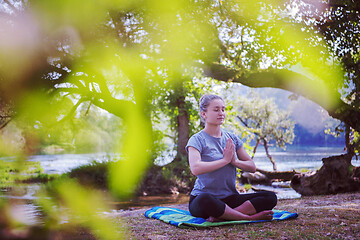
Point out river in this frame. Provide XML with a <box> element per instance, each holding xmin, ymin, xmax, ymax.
<box><xmin>253</xmin><ymin>145</ymin><xmax>359</xmax><ymax>171</ymax></box>
<box><xmin>27</xmin><ymin>146</ymin><xmax>360</xmax><ymax>201</ymax></box>
<box><xmin>26</xmin><ymin>146</ymin><xmax>359</xmax><ymax>175</ymax></box>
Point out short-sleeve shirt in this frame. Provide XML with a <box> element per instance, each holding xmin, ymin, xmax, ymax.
<box><xmin>185</xmin><ymin>129</ymin><xmax>243</xmax><ymax>199</ymax></box>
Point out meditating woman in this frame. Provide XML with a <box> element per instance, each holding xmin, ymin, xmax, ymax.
<box><xmin>186</xmin><ymin>94</ymin><xmax>277</xmax><ymax>222</ymax></box>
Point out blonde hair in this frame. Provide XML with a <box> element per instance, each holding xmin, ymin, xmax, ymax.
<box><xmin>199</xmin><ymin>94</ymin><xmax>224</xmax><ymax>125</ymax></box>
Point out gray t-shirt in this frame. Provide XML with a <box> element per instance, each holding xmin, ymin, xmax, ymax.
<box><xmin>185</xmin><ymin>130</ymin><xmax>243</xmax><ymax>199</ymax></box>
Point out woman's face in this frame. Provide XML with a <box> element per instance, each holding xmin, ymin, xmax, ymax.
<box><xmin>201</xmin><ymin>98</ymin><xmax>226</xmax><ymax>126</ymax></box>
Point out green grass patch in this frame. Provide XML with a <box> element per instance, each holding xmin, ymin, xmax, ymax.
<box><xmin>66</xmin><ymin>161</ymin><xmax>109</xmax><ymax>189</ymax></box>
<box><xmin>0</xmin><ymin>159</ymin><xmax>57</xmax><ymax>188</ymax></box>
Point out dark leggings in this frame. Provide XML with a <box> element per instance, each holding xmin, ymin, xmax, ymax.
<box><xmin>189</xmin><ymin>191</ymin><xmax>277</xmax><ymax>219</ymax></box>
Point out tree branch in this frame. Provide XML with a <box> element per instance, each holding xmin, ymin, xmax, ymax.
<box><xmin>55</xmin><ymin>83</ymin><xmax>137</xmax><ymax>120</ymax></box>
<box><xmin>91</xmin><ymin>96</ymin><xmax>135</xmax><ymax>119</ymax></box>
<box><xmin>56</xmin><ymin>97</ymin><xmax>86</xmax><ymax>125</ymax></box>
<box><xmin>0</xmin><ymin>118</ymin><xmax>12</xmax><ymax>130</ymax></box>
<box><xmin>203</xmin><ymin>62</ymin><xmax>360</xmax><ymax>132</ymax></box>
<box><xmin>3</xmin><ymin>0</ymin><xmax>19</xmax><ymax>14</ymax></box>
<box><xmin>236</xmin><ymin>115</ymin><xmax>249</xmax><ymax>128</ymax></box>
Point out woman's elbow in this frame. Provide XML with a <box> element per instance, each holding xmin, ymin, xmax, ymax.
<box><xmin>189</xmin><ymin>164</ymin><xmax>199</xmax><ymax>176</ymax></box>
<box><xmin>248</xmin><ymin>163</ymin><xmax>256</xmax><ymax>173</ymax></box>
<box><xmin>190</xmin><ymin>167</ymin><xmax>201</xmax><ymax>176</ymax></box>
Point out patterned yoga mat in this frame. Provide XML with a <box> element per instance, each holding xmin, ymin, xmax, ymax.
<box><xmin>145</xmin><ymin>206</ymin><xmax>298</xmax><ymax>228</ymax></box>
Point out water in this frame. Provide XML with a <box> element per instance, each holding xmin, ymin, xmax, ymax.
<box><xmin>245</xmin><ymin>146</ymin><xmax>359</xmax><ymax>199</ymax></box>
<box><xmin>24</xmin><ymin>146</ymin><xmax>358</xmax><ymax>176</ymax></box>
<box><xmin>0</xmin><ymin>184</ymin><xmax>46</xmax><ymax>225</ymax></box>
<box><xmin>248</xmin><ymin>146</ymin><xmax>360</xmax><ymax>199</ymax></box>
<box><xmin>28</xmin><ymin>152</ymin><xmax>114</xmax><ymax>175</ymax></box>
<box><xmin>23</xmin><ymin>146</ymin><xmax>360</xmax><ymax>201</ymax></box>
<box><xmin>252</xmin><ymin>146</ymin><xmax>359</xmax><ymax>171</ymax></box>
<box><xmin>109</xmin><ymin>194</ymin><xmax>190</xmax><ymax>211</ymax></box>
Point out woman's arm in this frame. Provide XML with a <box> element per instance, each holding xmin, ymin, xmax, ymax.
<box><xmin>188</xmin><ymin>138</ymin><xmax>234</xmax><ymax>176</ymax></box>
<box><xmin>231</xmin><ymin>146</ymin><xmax>256</xmax><ymax>173</ymax></box>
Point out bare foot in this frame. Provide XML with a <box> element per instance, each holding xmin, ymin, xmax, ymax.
<box><xmin>250</xmin><ymin>210</ymin><xmax>274</xmax><ymax>221</ymax></box>
<box><xmin>207</xmin><ymin>216</ymin><xmax>223</xmax><ymax>222</ymax></box>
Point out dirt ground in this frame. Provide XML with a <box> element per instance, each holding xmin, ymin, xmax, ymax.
<box><xmin>114</xmin><ymin>192</ymin><xmax>360</xmax><ymax>240</ymax></box>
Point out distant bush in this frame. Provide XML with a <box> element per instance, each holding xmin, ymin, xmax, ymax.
<box><xmin>66</xmin><ymin>161</ymin><xmax>109</xmax><ymax>189</ymax></box>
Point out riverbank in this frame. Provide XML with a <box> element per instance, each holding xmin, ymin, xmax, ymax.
<box><xmin>115</xmin><ymin>192</ymin><xmax>359</xmax><ymax>239</ymax></box>
<box><xmin>2</xmin><ymin>191</ymin><xmax>359</xmax><ymax>239</ymax></box>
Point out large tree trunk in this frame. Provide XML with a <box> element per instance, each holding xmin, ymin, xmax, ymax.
<box><xmin>155</xmin><ymin>85</ymin><xmax>194</xmax><ymax>194</ymax></box>
<box><xmin>290</xmin><ymin>153</ymin><xmax>360</xmax><ymax>196</ymax></box>
<box><xmin>176</xmin><ymin>94</ymin><xmax>189</xmax><ymax>161</ymax></box>
<box><xmin>257</xmin><ymin>168</ymin><xmax>298</xmax><ymax>181</ymax></box>
<box><xmin>241</xmin><ymin>168</ymin><xmax>299</xmax><ymax>185</ymax></box>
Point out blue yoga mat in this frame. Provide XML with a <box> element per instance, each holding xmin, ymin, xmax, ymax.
<box><xmin>145</xmin><ymin>206</ymin><xmax>298</xmax><ymax>228</ymax></box>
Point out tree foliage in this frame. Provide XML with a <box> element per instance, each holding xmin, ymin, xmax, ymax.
<box><xmin>294</xmin><ymin>0</ymin><xmax>360</xmax><ymax>153</ymax></box>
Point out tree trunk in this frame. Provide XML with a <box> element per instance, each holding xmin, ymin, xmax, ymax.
<box><xmin>290</xmin><ymin>153</ymin><xmax>360</xmax><ymax>196</ymax></box>
<box><xmin>257</xmin><ymin>168</ymin><xmax>299</xmax><ymax>181</ymax></box>
<box><xmin>263</xmin><ymin>140</ymin><xmax>277</xmax><ymax>171</ymax></box>
<box><xmin>175</xmin><ymin>94</ymin><xmax>189</xmax><ymax>161</ymax></box>
<box><xmin>345</xmin><ymin>124</ymin><xmax>351</xmax><ymax>152</ymax></box>
<box><xmin>251</xmin><ymin>139</ymin><xmax>260</xmax><ymax>159</ymax></box>
<box><xmin>241</xmin><ymin>168</ymin><xmax>299</xmax><ymax>185</ymax></box>
<box><xmin>344</xmin><ymin>124</ymin><xmax>356</xmax><ymax>159</ymax></box>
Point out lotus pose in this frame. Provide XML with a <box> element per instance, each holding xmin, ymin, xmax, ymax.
<box><xmin>186</xmin><ymin>94</ymin><xmax>277</xmax><ymax>221</ymax></box>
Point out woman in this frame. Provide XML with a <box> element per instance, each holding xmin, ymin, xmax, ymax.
<box><xmin>186</xmin><ymin>94</ymin><xmax>277</xmax><ymax>221</ymax></box>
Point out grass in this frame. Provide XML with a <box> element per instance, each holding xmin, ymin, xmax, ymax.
<box><xmin>65</xmin><ymin>160</ymin><xmax>109</xmax><ymax>189</ymax></box>
<box><xmin>115</xmin><ymin>192</ymin><xmax>360</xmax><ymax>240</ymax></box>
<box><xmin>0</xmin><ymin>159</ymin><xmax>58</xmax><ymax>189</ymax></box>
